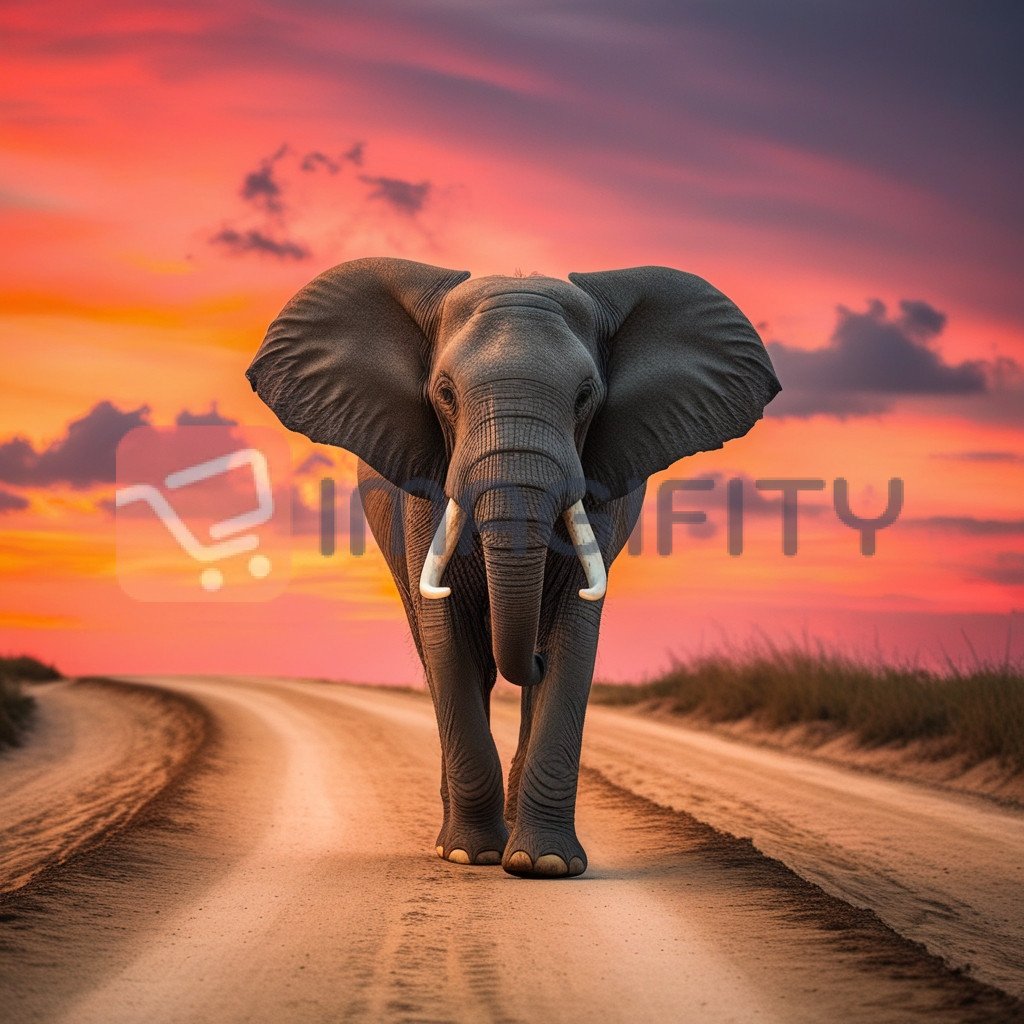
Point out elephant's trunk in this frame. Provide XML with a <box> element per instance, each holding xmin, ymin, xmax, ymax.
<box><xmin>480</xmin><ymin>519</ymin><xmax>550</xmax><ymax>687</ymax></box>
<box><xmin>471</xmin><ymin>478</ymin><xmax>555</xmax><ymax>686</ymax></box>
<box><xmin>449</xmin><ymin>405</ymin><xmax>585</xmax><ymax>687</ymax></box>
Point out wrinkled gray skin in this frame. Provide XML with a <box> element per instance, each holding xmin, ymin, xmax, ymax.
<box><xmin>247</xmin><ymin>257</ymin><xmax>779</xmax><ymax>878</ymax></box>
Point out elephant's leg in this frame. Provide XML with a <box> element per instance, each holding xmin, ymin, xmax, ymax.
<box><xmin>502</xmin><ymin>599</ymin><xmax>601</xmax><ymax>879</ymax></box>
<box><xmin>504</xmin><ymin>684</ymin><xmax>536</xmax><ymax>829</ymax></box>
<box><xmin>422</xmin><ymin>627</ymin><xmax>506</xmax><ymax>865</ymax></box>
<box><xmin>437</xmin><ymin>745</ymin><xmax>451</xmax><ymax>835</ymax></box>
<box><xmin>424</xmin><ymin>639</ymin><xmax>507</xmax><ymax>865</ymax></box>
<box><xmin>357</xmin><ymin>468</ymin><xmax>487</xmax><ymax>860</ymax></box>
<box><xmin>502</xmin><ymin>490</ymin><xmax>643</xmax><ymax>875</ymax></box>
<box><xmin>437</xmin><ymin>660</ymin><xmax>494</xmax><ymax>833</ymax></box>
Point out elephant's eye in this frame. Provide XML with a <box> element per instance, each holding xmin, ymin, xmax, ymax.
<box><xmin>574</xmin><ymin>383</ymin><xmax>594</xmax><ymax>418</ymax></box>
<box><xmin>435</xmin><ymin>381</ymin><xmax>457</xmax><ymax>414</ymax></box>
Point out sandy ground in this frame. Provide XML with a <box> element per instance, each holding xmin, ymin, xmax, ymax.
<box><xmin>1</xmin><ymin>677</ymin><xmax>1022</xmax><ymax>1024</ymax></box>
<box><xmin>559</xmin><ymin>701</ymin><xmax>1024</xmax><ymax>999</ymax></box>
<box><xmin>0</xmin><ymin>679</ymin><xmax>206</xmax><ymax>894</ymax></box>
<box><xmin>628</xmin><ymin>709</ymin><xmax>1024</xmax><ymax>807</ymax></box>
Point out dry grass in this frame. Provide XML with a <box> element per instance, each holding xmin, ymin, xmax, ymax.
<box><xmin>0</xmin><ymin>655</ymin><xmax>61</xmax><ymax>682</ymax></box>
<box><xmin>0</xmin><ymin>679</ymin><xmax>35</xmax><ymax>748</ymax></box>
<box><xmin>0</xmin><ymin>655</ymin><xmax>61</xmax><ymax>748</ymax></box>
<box><xmin>592</xmin><ymin>646</ymin><xmax>1024</xmax><ymax>772</ymax></box>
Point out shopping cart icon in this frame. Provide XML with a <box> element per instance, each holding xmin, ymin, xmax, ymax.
<box><xmin>115</xmin><ymin>447</ymin><xmax>275</xmax><ymax>592</ymax></box>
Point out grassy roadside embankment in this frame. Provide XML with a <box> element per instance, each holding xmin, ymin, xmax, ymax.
<box><xmin>0</xmin><ymin>655</ymin><xmax>61</xmax><ymax>749</ymax></box>
<box><xmin>591</xmin><ymin>647</ymin><xmax>1024</xmax><ymax>782</ymax></box>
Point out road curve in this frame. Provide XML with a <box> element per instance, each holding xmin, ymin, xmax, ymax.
<box><xmin>1</xmin><ymin>676</ymin><xmax>1021</xmax><ymax>1024</ymax></box>
<box><xmin>562</xmin><ymin>702</ymin><xmax>1024</xmax><ymax>999</ymax></box>
<box><xmin>0</xmin><ymin>679</ymin><xmax>206</xmax><ymax>895</ymax></box>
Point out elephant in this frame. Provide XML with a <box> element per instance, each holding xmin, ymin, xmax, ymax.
<box><xmin>246</xmin><ymin>257</ymin><xmax>780</xmax><ymax>878</ymax></box>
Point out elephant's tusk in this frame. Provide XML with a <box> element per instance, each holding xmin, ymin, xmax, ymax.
<box><xmin>419</xmin><ymin>498</ymin><xmax>466</xmax><ymax>600</ymax></box>
<box><xmin>563</xmin><ymin>500</ymin><xmax>607</xmax><ymax>602</ymax></box>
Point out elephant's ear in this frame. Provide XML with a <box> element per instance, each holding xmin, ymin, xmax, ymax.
<box><xmin>247</xmin><ymin>257</ymin><xmax>470</xmax><ymax>491</ymax></box>
<box><xmin>568</xmin><ymin>266</ymin><xmax>780</xmax><ymax>499</ymax></box>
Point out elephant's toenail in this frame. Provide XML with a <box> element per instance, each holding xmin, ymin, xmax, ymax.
<box><xmin>534</xmin><ymin>854</ymin><xmax>569</xmax><ymax>877</ymax></box>
<box><xmin>435</xmin><ymin>845</ymin><xmax>445</xmax><ymax>858</ymax></box>
<box><xmin>476</xmin><ymin>850</ymin><xmax>502</xmax><ymax>865</ymax></box>
<box><xmin>447</xmin><ymin>849</ymin><xmax>471</xmax><ymax>864</ymax></box>
<box><xmin>569</xmin><ymin>857</ymin><xmax>586</xmax><ymax>876</ymax></box>
<box><xmin>505</xmin><ymin>851</ymin><xmax>533</xmax><ymax>873</ymax></box>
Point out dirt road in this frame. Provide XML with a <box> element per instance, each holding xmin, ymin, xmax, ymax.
<box><xmin>1</xmin><ymin>676</ymin><xmax>1022</xmax><ymax>1023</ymax></box>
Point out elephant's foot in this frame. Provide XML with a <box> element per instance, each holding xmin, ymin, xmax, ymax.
<box><xmin>435</xmin><ymin>818</ymin><xmax>508</xmax><ymax>866</ymax></box>
<box><xmin>502</xmin><ymin>825</ymin><xmax>587</xmax><ymax>878</ymax></box>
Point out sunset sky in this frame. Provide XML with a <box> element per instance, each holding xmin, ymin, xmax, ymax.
<box><xmin>2</xmin><ymin>1</ymin><xmax>1022</xmax><ymax>682</ymax></box>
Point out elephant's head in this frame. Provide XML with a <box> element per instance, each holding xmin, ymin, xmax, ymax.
<box><xmin>246</xmin><ymin>257</ymin><xmax>779</xmax><ymax>685</ymax></box>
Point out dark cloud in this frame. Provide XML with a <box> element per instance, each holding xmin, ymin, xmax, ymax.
<box><xmin>768</xmin><ymin>299</ymin><xmax>988</xmax><ymax>417</ymax></box>
<box><xmin>905</xmin><ymin>516</ymin><xmax>1024</xmax><ymax>536</ymax></box>
<box><xmin>932</xmin><ymin>450</ymin><xmax>1023</xmax><ymax>463</ymax></box>
<box><xmin>240</xmin><ymin>144</ymin><xmax>288</xmax><ymax>213</ymax></box>
<box><xmin>359</xmin><ymin>174</ymin><xmax>430</xmax><ymax>215</ymax></box>
<box><xmin>241</xmin><ymin>165</ymin><xmax>282</xmax><ymax>211</ymax></box>
<box><xmin>342</xmin><ymin>141</ymin><xmax>365</xmax><ymax>167</ymax></box>
<box><xmin>212</xmin><ymin>141</ymin><xmax>392</xmax><ymax>261</ymax></box>
<box><xmin>0</xmin><ymin>401</ymin><xmax>150</xmax><ymax>488</ymax></box>
<box><xmin>214</xmin><ymin>145</ymin><xmax>310</xmax><ymax>260</ymax></box>
<box><xmin>300</xmin><ymin>150</ymin><xmax>339</xmax><ymax>174</ymax></box>
<box><xmin>210</xmin><ymin>227</ymin><xmax>310</xmax><ymax>261</ymax></box>
<box><xmin>0</xmin><ymin>488</ymin><xmax>29</xmax><ymax>513</ymax></box>
<box><xmin>899</xmin><ymin>299</ymin><xmax>947</xmax><ymax>339</ymax></box>
<box><xmin>176</xmin><ymin>402</ymin><xmax>238</xmax><ymax>427</ymax></box>
<box><xmin>977</xmin><ymin>552</ymin><xmax>1024</xmax><ymax>587</ymax></box>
